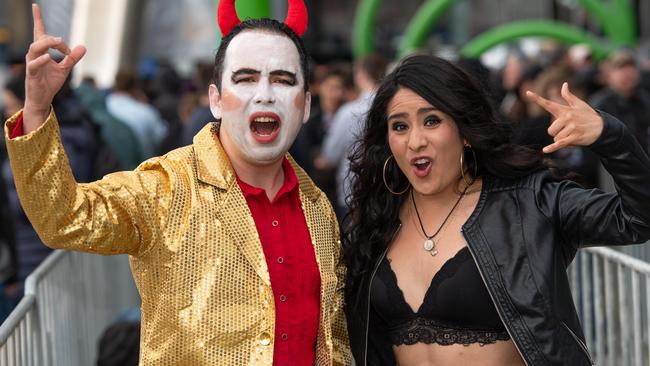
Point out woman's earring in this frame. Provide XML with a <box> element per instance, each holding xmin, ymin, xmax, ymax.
<box><xmin>460</xmin><ymin>145</ymin><xmax>477</xmax><ymax>186</ymax></box>
<box><xmin>383</xmin><ymin>155</ymin><xmax>410</xmax><ymax>195</ymax></box>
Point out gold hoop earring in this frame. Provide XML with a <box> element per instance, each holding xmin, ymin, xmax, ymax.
<box><xmin>460</xmin><ymin>145</ymin><xmax>478</xmax><ymax>186</ymax></box>
<box><xmin>383</xmin><ymin>156</ymin><xmax>410</xmax><ymax>195</ymax></box>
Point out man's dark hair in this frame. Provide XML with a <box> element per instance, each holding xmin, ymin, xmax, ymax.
<box><xmin>212</xmin><ymin>18</ymin><xmax>310</xmax><ymax>92</ymax></box>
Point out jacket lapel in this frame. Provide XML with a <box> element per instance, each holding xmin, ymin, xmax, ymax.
<box><xmin>292</xmin><ymin>158</ymin><xmax>336</xmax><ymax>295</ymax></box>
<box><xmin>218</xmin><ymin>186</ymin><xmax>271</xmax><ymax>287</ymax></box>
<box><xmin>193</xmin><ymin>123</ymin><xmax>270</xmax><ymax>287</ymax></box>
<box><xmin>293</xmin><ymin>158</ymin><xmax>337</xmax><ymax>363</ymax></box>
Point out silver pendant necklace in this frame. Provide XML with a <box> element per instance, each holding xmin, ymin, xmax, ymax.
<box><xmin>411</xmin><ymin>186</ymin><xmax>467</xmax><ymax>256</ymax></box>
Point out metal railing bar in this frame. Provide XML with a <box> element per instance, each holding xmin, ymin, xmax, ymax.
<box><xmin>605</xmin><ymin>258</ymin><xmax>615</xmax><ymax>366</ymax></box>
<box><xmin>594</xmin><ymin>254</ymin><xmax>605</xmax><ymax>364</ymax></box>
<box><xmin>585</xmin><ymin>247</ymin><xmax>650</xmax><ymax>275</ymax></box>
<box><xmin>0</xmin><ymin>296</ymin><xmax>36</xmax><ymax>345</ymax></box>
<box><xmin>632</xmin><ymin>271</ymin><xmax>642</xmax><ymax>366</ymax></box>
<box><xmin>23</xmin><ymin>251</ymin><xmax>66</xmax><ymax>295</ymax></box>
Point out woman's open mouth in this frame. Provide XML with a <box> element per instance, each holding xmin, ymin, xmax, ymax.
<box><xmin>412</xmin><ymin>158</ymin><xmax>432</xmax><ymax>177</ymax></box>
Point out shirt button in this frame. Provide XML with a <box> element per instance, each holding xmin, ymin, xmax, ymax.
<box><xmin>277</xmin><ymin>257</ymin><xmax>284</xmax><ymax>264</ymax></box>
<box><xmin>272</xmin><ymin>220</ymin><xmax>279</xmax><ymax>227</ymax></box>
<box><xmin>281</xmin><ymin>333</ymin><xmax>288</xmax><ymax>341</ymax></box>
<box><xmin>279</xmin><ymin>294</ymin><xmax>287</xmax><ymax>302</ymax></box>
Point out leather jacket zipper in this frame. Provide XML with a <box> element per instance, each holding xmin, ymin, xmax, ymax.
<box><xmin>463</xmin><ymin>231</ymin><xmax>529</xmax><ymax>366</ymax></box>
<box><xmin>561</xmin><ymin>322</ymin><xmax>595</xmax><ymax>365</ymax></box>
<box><xmin>363</xmin><ymin>247</ymin><xmax>388</xmax><ymax>366</ymax></box>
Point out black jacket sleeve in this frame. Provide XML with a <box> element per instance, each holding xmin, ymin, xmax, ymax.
<box><xmin>536</xmin><ymin>112</ymin><xmax>650</xmax><ymax>260</ymax></box>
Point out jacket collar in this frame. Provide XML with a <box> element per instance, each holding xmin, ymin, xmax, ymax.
<box><xmin>192</xmin><ymin>122</ymin><xmax>320</xmax><ymax>201</ymax></box>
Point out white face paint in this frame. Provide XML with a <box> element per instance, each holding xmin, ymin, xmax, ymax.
<box><xmin>209</xmin><ymin>30</ymin><xmax>311</xmax><ymax>166</ymax></box>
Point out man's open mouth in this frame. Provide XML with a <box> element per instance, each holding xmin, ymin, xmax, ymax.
<box><xmin>250</xmin><ymin>114</ymin><xmax>280</xmax><ymax>136</ymax></box>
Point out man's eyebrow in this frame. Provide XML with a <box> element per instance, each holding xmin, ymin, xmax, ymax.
<box><xmin>232</xmin><ymin>68</ymin><xmax>260</xmax><ymax>78</ymax></box>
<box><xmin>270</xmin><ymin>70</ymin><xmax>297</xmax><ymax>80</ymax></box>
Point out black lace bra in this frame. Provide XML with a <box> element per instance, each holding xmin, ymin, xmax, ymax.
<box><xmin>371</xmin><ymin>247</ymin><xmax>510</xmax><ymax>346</ymax></box>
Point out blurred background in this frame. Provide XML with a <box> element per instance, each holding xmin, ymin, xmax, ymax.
<box><xmin>1</xmin><ymin>0</ymin><xmax>649</xmax><ymax>86</ymax></box>
<box><xmin>1</xmin><ymin>1</ymin><xmax>650</xmax><ymax>365</ymax></box>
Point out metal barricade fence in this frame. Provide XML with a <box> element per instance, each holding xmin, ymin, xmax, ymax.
<box><xmin>0</xmin><ymin>250</ymin><xmax>140</xmax><ymax>366</ymax></box>
<box><xmin>620</xmin><ymin>243</ymin><xmax>650</xmax><ymax>266</ymax></box>
<box><xmin>570</xmin><ymin>246</ymin><xmax>650</xmax><ymax>366</ymax></box>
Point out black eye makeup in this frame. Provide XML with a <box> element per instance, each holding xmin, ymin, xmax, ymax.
<box><xmin>231</xmin><ymin>68</ymin><xmax>260</xmax><ymax>84</ymax></box>
<box><xmin>272</xmin><ymin>77</ymin><xmax>297</xmax><ymax>86</ymax></box>
<box><xmin>232</xmin><ymin>76</ymin><xmax>256</xmax><ymax>83</ymax></box>
<box><xmin>270</xmin><ymin>71</ymin><xmax>297</xmax><ymax>86</ymax></box>
<box><xmin>390</xmin><ymin>121</ymin><xmax>407</xmax><ymax>131</ymax></box>
<box><xmin>424</xmin><ymin>115</ymin><xmax>442</xmax><ymax>126</ymax></box>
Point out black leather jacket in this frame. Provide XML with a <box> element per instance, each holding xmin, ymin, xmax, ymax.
<box><xmin>345</xmin><ymin>113</ymin><xmax>650</xmax><ymax>366</ymax></box>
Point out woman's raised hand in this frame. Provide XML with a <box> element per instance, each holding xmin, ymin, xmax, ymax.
<box><xmin>525</xmin><ymin>83</ymin><xmax>603</xmax><ymax>154</ymax></box>
<box><xmin>23</xmin><ymin>3</ymin><xmax>86</xmax><ymax>133</ymax></box>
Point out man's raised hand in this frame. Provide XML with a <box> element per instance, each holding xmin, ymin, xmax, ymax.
<box><xmin>525</xmin><ymin>82</ymin><xmax>603</xmax><ymax>154</ymax></box>
<box><xmin>23</xmin><ymin>3</ymin><xmax>86</xmax><ymax>133</ymax></box>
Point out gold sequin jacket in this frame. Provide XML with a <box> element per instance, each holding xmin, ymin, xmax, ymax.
<box><xmin>4</xmin><ymin>110</ymin><xmax>351</xmax><ymax>365</ymax></box>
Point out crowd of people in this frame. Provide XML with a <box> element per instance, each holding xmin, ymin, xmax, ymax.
<box><xmin>1</xmin><ymin>3</ymin><xmax>650</xmax><ymax>363</ymax></box>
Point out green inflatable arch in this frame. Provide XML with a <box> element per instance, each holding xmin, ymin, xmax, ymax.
<box><xmin>353</xmin><ymin>0</ymin><xmax>636</xmax><ymax>59</ymax></box>
<box><xmin>577</xmin><ymin>0</ymin><xmax>636</xmax><ymax>45</ymax></box>
<box><xmin>352</xmin><ymin>0</ymin><xmax>383</xmax><ymax>58</ymax></box>
<box><xmin>397</xmin><ymin>0</ymin><xmax>458</xmax><ymax>57</ymax></box>
<box><xmin>459</xmin><ymin>20</ymin><xmax>612</xmax><ymax>60</ymax></box>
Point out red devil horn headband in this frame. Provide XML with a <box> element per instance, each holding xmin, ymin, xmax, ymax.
<box><xmin>218</xmin><ymin>0</ymin><xmax>308</xmax><ymax>37</ymax></box>
<box><xmin>218</xmin><ymin>0</ymin><xmax>241</xmax><ymax>38</ymax></box>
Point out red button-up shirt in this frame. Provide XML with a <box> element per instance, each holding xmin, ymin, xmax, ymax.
<box><xmin>9</xmin><ymin>112</ymin><xmax>24</xmax><ymax>138</ymax></box>
<box><xmin>237</xmin><ymin>158</ymin><xmax>321</xmax><ymax>366</ymax></box>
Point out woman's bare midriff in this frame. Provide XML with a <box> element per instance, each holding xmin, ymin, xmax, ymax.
<box><xmin>393</xmin><ymin>339</ymin><xmax>525</xmax><ymax>366</ymax></box>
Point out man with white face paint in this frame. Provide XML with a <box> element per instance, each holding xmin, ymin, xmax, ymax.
<box><xmin>212</xmin><ymin>30</ymin><xmax>309</xmax><ymax>173</ymax></box>
<box><xmin>4</xmin><ymin>2</ymin><xmax>350</xmax><ymax>365</ymax></box>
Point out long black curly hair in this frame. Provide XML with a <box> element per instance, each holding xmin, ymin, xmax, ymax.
<box><xmin>343</xmin><ymin>55</ymin><xmax>545</xmax><ymax>301</ymax></box>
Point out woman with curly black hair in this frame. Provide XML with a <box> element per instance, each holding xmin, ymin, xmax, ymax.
<box><xmin>343</xmin><ymin>55</ymin><xmax>650</xmax><ymax>366</ymax></box>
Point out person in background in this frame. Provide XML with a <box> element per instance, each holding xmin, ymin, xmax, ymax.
<box><xmin>106</xmin><ymin>69</ymin><xmax>167</xmax><ymax>158</ymax></box>
<box><xmin>148</xmin><ymin>61</ymin><xmax>184</xmax><ymax>154</ymax></box>
<box><xmin>318</xmin><ymin>54</ymin><xmax>388</xmax><ymax>220</ymax></box>
<box><xmin>96</xmin><ymin>321</ymin><xmax>140</xmax><ymax>366</ymax></box>
<box><xmin>503</xmin><ymin>63</ymin><xmax>542</xmax><ymax>124</ymax></box>
<box><xmin>181</xmin><ymin>62</ymin><xmax>217</xmax><ymax>147</ymax></box>
<box><xmin>2</xmin><ymin>69</ymin><xmax>98</xmax><ymax>290</ymax></box>
<box><xmin>591</xmin><ymin>49</ymin><xmax>650</xmax><ymax>155</ymax></box>
<box><xmin>290</xmin><ymin>64</ymin><xmax>349</xmax><ymax>202</ymax></box>
<box><xmin>513</xmin><ymin>66</ymin><xmax>599</xmax><ymax>187</ymax></box>
<box><xmin>568</xmin><ymin>44</ymin><xmax>601</xmax><ymax>97</ymax></box>
<box><xmin>636</xmin><ymin>43</ymin><xmax>650</xmax><ymax>94</ymax></box>
<box><xmin>496</xmin><ymin>51</ymin><xmax>528</xmax><ymax>116</ymax></box>
<box><xmin>75</xmin><ymin>76</ymin><xmax>146</xmax><ymax>171</ymax></box>
<box><xmin>0</xmin><ymin>119</ymin><xmax>17</xmax><ymax>322</ymax></box>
